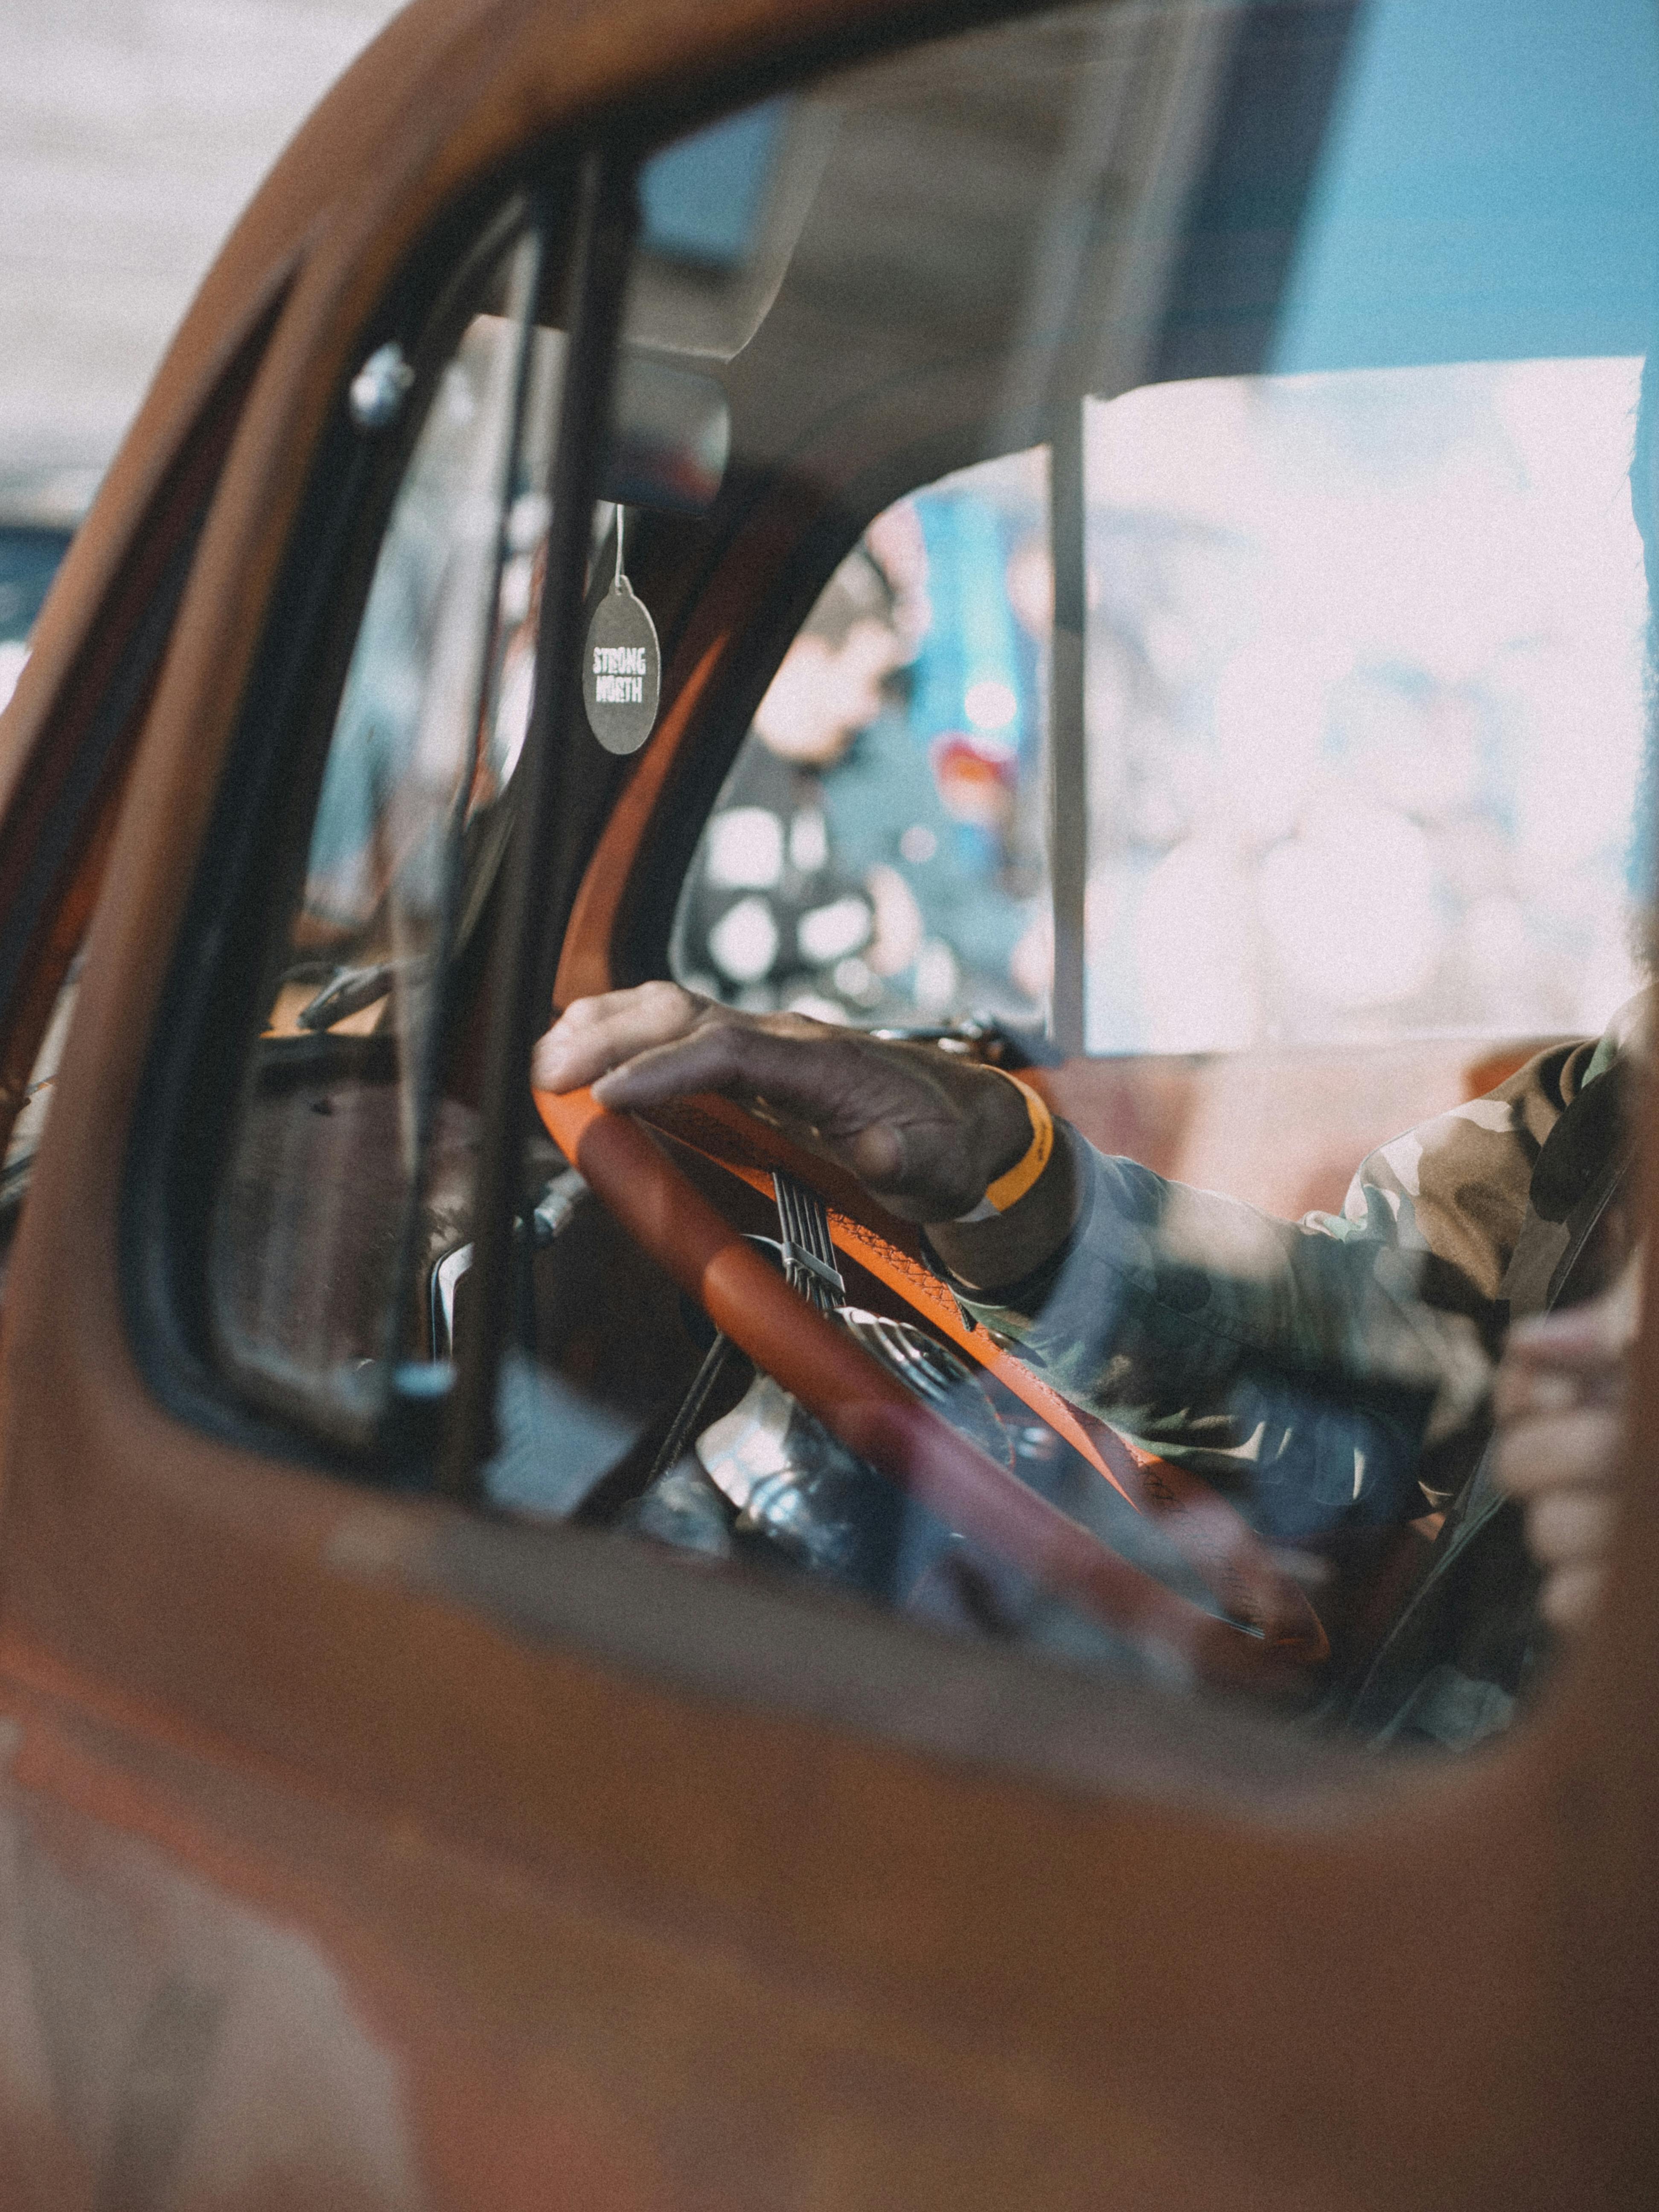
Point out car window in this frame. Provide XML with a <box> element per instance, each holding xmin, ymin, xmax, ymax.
<box><xmin>0</xmin><ymin>337</ymin><xmax>273</xmax><ymax>1290</ymax></box>
<box><xmin>0</xmin><ymin>521</ymin><xmax>80</xmax><ymax>1268</ymax></box>
<box><xmin>0</xmin><ymin>522</ymin><xmax>74</xmax><ymax>712</ymax></box>
<box><xmin>208</xmin><ymin>221</ymin><xmax>558</xmax><ymax>1442</ymax></box>
<box><xmin>0</xmin><ymin>957</ymin><xmax>79</xmax><ymax>1285</ymax></box>
<box><xmin>569</xmin><ymin>0</ymin><xmax>1656</xmax><ymax>1750</ymax></box>
<box><xmin>180</xmin><ymin>0</ymin><xmax>1658</xmax><ymax>1761</ymax></box>
<box><xmin>673</xmin><ymin>450</ymin><xmax>1051</xmax><ymax>1032</ymax></box>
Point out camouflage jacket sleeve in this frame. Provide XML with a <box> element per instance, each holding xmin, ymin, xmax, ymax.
<box><xmin>955</xmin><ymin>1034</ymin><xmax>1612</xmax><ymax>1542</ymax></box>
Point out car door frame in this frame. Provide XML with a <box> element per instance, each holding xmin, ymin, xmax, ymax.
<box><xmin>0</xmin><ymin>2</ymin><xmax>1656</xmax><ymax>2207</ymax></box>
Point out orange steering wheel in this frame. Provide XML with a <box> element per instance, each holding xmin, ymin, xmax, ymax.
<box><xmin>533</xmin><ymin>1083</ymin><xmax>1330</xmax><ymax>1693</ymax></box>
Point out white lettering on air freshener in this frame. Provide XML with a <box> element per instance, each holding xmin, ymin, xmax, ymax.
<box><xmin>583</xmin><ymin>510</ymin><xmax>661</xmax><ymax>754</ymax></box>
<box><xmin>591</xmin><ymin>643</ymin><xmax>648</xmax><ymax>703</ymax></box>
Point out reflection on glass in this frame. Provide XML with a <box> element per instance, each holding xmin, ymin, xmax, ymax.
<box><xmin>0</xmin><ymin>956</ymin><xmax>81</xmax><ymax>1286</ymax></box>
<box><xmin>1084</xmin><ymin>361</ymin><xmax>1649</xmax><ymax>1055</ymax></box>
<box><xmin>0</xmin><ymin>521</ymin><xmax>73</xmax><ymax>712</ymax></box>
<box><xmin>212</xmin><ymin>231</ymin><xmax>553</xmax><ymax>1432</ymax></box>
<box><xmin>179</xmin><ymin>0</ymin><xmax>1655</xmax><ymax>1767</ymax></box>
<box><xmin>675</xmin><ymin>448</ymin><xmax>1052</xmax><ymax>1030</ymax></box>
<box><xmin>299</xmin><ymin>313</ymin><xmax>556</xmax><ymax>962</ymax></box>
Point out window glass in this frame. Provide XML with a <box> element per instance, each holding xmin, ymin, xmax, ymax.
<box><xmin>0</xmin><ymin>958</ymin><xmax>80</xmax><ymax>1285</ymax></box>
<box><xmin>210</xmin><ymin>226</ymin><xmax>556</xmax><ymax>1437</ymax></box>
<box><xmin>1083</xmin><ymin>360</ymin><xmax>1649</xmax><ymax>1053</ymax></box>
<box><xmin>0</xmin><ymin>522</ymin><xmax>73</xmax><ymax>712</ymax></box>
<box><xmin>674</xmin><ymin>450</ymin><xmax>1051</xmax><ymax>1030</ymax></box>
<box><xmin>544</xmin><ymin>0</ymin><xmax>1659</xmax><ymax>1760</ymax></box>
<box><xmin>190</xmin><ymin>0</ymin><xmax>1659</xmax><ymax>1764</ymax></box>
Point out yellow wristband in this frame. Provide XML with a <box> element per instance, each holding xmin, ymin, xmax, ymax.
<box><xmin>982</xmin><ymin>1072</ymin><xmax>1054</xmax><ymax>1213</ymax></box>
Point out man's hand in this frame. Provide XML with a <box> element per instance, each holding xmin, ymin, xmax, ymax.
<box><xmin>532</xmin><ymin>983</ymin><xmax>1033</xmax><ymax>1225</ymax></box>
<box><xmin>1492</xmin><ymin>1255</ymin><xmax>1640</xmax><ymax>1633</ymax></box>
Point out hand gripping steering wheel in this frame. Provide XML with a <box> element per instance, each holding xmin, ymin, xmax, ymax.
<box><xmin>533</xmin><ymin>1083</ymin><xmax>1329</xmax><ymax>1693</ymax></box>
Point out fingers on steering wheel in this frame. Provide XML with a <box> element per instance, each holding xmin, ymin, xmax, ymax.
<box><xmin>591</xmin><ymin>1018</ymin><xmax>833</xmax><ymax>1117</ymax></box>
<box><xmin>535</xmin><ymin>981</ymin><xmax>710</xmax><ymax>1092</ymax></box>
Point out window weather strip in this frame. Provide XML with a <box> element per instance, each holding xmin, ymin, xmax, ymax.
<box><xmin>439</xmin><ymin>151</ymin><xmax>640</xmax><ymax>1497</ymax></box>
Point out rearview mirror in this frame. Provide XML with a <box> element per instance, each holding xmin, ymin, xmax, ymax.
<box><xmin>626</xmin><ymin>97</ymin><xmax>837</xmax><ymax>361</ymax></box>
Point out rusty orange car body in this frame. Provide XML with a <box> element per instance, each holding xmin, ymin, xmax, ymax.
<box><xmin>0</xmin><ymin>2</ymin><xmax>1656</xmax><ymax>2207</ymax></box>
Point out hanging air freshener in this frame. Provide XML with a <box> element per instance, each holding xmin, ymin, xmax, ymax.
<box><xmin>582</xmin><ymin>508</ymin><xmax>661</xmax><ymax>755</ymax></box>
